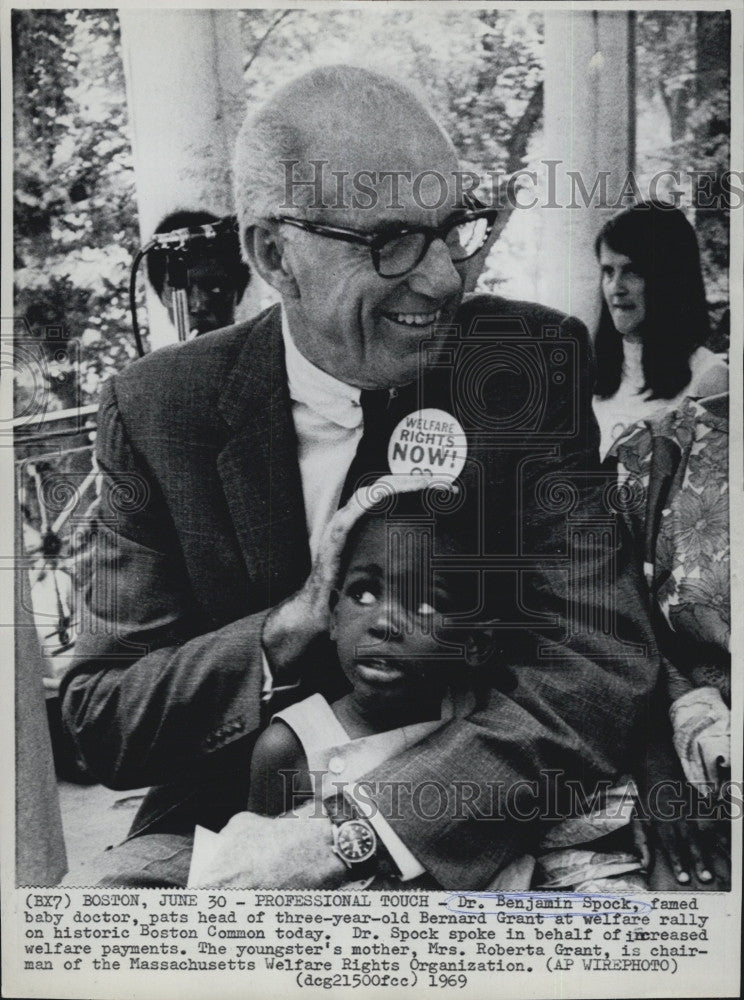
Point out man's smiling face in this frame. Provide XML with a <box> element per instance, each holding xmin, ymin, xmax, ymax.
<box><xmin>278</xmin><ymin>103</ymin><xmax>465</xmax><ymax>389</ymax></box>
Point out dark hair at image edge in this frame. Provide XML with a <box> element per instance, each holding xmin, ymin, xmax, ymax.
<box><xmin>593</xmin><ymin>201</ymin><xmax>711</xmax><ymax>400</ymax></box>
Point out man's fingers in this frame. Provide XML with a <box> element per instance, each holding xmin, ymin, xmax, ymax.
<box><xmin>679</xmin><ymin>822</ymin><xmax>714</xmax><ymax>883</ymax></box>
<box><xmin>655</xmin><ymin>822</ymin><xmax>691</xmax><ymax>884</ymax></box>
<box><xmin>346</xmin><ymin>474</ymin><xmax>458</xmax><ymax>515</ymax></box>
<box><xmin>631</xmin><ymin>817</ymin><xmax>651</xmax><ymax>872</ymax></box>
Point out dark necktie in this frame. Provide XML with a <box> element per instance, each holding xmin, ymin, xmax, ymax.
<box><xmin>338</xmin><ymin>389</ymin><xmax>397</xmax><ymax>507</ymax></box>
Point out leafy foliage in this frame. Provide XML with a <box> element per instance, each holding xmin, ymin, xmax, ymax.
<box><xmin>238</xmin><ymin>7</ymin><xmax>543</xmax><ymax>178</ymax></box>
<box><xmin>13</xmin><ymin>10</ymin><xmax>139</xmax><ymax>414</ymax></box>
<box><xmin>636</xmin><ymin>11</ymin><xmax>730</xmax><ymax>346</ymax></box>
<box><xmin>12</xmin><ymin>9</ymin><xmax>730</xmax><ymax>413</ymax></box>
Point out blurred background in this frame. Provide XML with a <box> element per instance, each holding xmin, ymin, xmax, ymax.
<box><xmin>10</xmin><ymin>7</ymin><xmax>732</xmax><ymax>884</ymax></box>
<box><xmin>12</xmin><ymin>8</ymin><xmax>731</xmax><ymax>417</ymax></box>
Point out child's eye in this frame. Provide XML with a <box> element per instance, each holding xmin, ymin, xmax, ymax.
<box><xmin>350</xmin><ymin>587</ymin><xmax>377</xmax><ymax>606</ymax></box>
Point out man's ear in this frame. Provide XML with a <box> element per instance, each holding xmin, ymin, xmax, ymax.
<box><xmin>328</xmin><ymin>588</ymin><xmax>340</xmax><ymax>641</ymax></box>
<box><xmin>245</xmin><ymin>223</ymin><xmax>299</xmax><ymax>299</ymax></box>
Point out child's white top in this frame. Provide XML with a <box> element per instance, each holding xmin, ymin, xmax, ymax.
<box><xmin>272</xmin><ymin>692</ymin><xmax>461</xmax><ymax>801</ymax></box>
<box><xmin>272</xmin><ymin>693</ymin><xmax>641</xmax><ymax>892</ymax></box>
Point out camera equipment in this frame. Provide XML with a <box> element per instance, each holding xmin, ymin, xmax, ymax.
<box><xmin>128</xmin><ymin>215</ymin><xmax>239</xmax><ymax>356</ymax></box>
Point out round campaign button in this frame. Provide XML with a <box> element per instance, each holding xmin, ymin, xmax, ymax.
<box><xmin>387</xmin><ymin>408</ymin><xmax>468</xmax><ymax>480</ymax></box>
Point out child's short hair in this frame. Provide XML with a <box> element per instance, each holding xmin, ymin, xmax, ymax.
<box><xmin>338</xmin><ymin>486</ymin><xmax>471</xmax><ymax>590</ymax></box>
<box><xmin>336</xmin><ymin>486</ymin><xmax>516</xmax><ymax>702</ymax></box>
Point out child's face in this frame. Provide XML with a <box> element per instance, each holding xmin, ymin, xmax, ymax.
<box><xmin>331</xmin><ymin>517</ymin><xmax>458</xmax><ymax>708</ymax></box>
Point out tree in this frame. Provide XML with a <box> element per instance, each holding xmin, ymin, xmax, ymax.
<box><xmin>636</xmin><ymin>11</ymin><xmax>730</xmax><ymax>347</ymax></box>
<box><xmin>13</xmin><ymin>10</ymin><xmax>140</xmax><ymax>414</ymax></box>
<box><xmin>636</xmin><ymin>12</ymin><xmax>697</xmax><ymax>143</ymax></box>
<box><xmin>236</xmin><ymin>7</ymin><xmax>544</xmax><ymax>293</ymax></box>
<box><xmin>693</xmin><ymin>11</ymin><xmax>730</xmax><ymax>349</ymax></box>
<box><xmin>13</xmin><ymin>7</ymin><xmax>728</xmax><ymax>417</ymax></box>
<box><xmin>238</xmin><ymin>7</ymin><xmax>544</xmax><ymax>182</ymax></box>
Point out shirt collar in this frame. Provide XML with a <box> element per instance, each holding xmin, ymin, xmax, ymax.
<box><xmin>281</xmin><ymin>306</ymin><xmax>362</xmax><ymax>429</ymax></box>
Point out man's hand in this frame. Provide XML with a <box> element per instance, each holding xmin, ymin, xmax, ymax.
<box><xmin>669</xmin><ymin>686</ymin><xmax>730</xmax><ymax>793</ymax></box>
<box><xmin>262</xmin><ymin>474</ymin><xmax>454</xmax><ymax>679</ymax></box>
<box><xmin>646</xmin><ymin>809</ymin><xmax>730</xmax><ymax>888</ymax></box>
<box><xmin>636</xmin><ymin>726</ymin><xmax>731</xmax><ymax>889</ymax></box>
<box><xmin>195</xmin><ymin>801</ymin><xmax>349</xmax><ymax>888</ymax></box>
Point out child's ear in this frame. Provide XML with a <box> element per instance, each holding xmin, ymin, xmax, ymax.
<box><xmin>329</xmin><ymin>589</ymin><xmax>340</xmax><ymax>641</ymax></box>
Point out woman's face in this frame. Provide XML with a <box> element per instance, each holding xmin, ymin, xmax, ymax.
<box><xmin>599</xmin><ymin>242</ymin><xmax>646</xmax><ymax>339</ymax></box>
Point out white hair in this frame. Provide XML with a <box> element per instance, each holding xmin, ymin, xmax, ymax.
<box><xmin>232</xmin><ymin>64</ymin><xmax>454</xmax><ymax>260</ymax></box>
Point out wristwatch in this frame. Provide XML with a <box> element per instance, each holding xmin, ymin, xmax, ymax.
<box><xmin>325</xmin><ymin>794</ymin><xmax>378</xmax><ymax>877</ymax></box>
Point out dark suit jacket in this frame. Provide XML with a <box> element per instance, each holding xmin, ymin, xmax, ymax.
<box><xmin>61</xmin><ymin>296</ymin><xmax>658</xmax><ymax>889</ymax></box>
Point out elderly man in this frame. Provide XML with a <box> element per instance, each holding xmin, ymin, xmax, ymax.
<box><xmin>61</xmin><ymin>65</ymin><xmax>657</xmax><ymax>889</ymax></box>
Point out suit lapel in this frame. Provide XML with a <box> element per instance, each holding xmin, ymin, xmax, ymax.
<box><xmin>217</xmin><ymin>306</ymin><xmax>311</xmax><ymax>603</ymax></box>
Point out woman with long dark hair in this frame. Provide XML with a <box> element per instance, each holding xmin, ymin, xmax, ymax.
<box><xmin>601</xmin><ymin>205</ymin><xmax>731</xmax><ymax>887</ymax></box>
<box><xmin>592</xmin><ymin>201</ymin><xmax>727</xmax><ymax>460</ymax></box>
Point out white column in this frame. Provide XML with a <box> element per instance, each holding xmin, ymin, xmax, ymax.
<box><xmin>119</xmin><ymin>10</ymin><xmax>269</xmax><ymax>348</ymax></box>
<box><xmin>540</xmin><ymin>12</ymin><xmax>635</xmax><ymax>330</ymax></box>
<box><xmin>15</xmin><ymin>516</ymin><xmax>67</xmax><ymax>886</ymax></box>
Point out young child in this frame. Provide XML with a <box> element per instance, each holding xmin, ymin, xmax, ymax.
<box><xmin>246</xmin><ymin>490</ymin><xmax>646</xmax><ymax>893</ymax></box>
<box><xmin>248</xmin><ymin>489</ymin><xmax>481</xmax><ymax>818</ymax></box>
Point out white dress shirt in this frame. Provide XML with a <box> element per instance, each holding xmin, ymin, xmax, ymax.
<box><xmin>280</xmin><ymin>314</ymin><xmax>363</xmax><ymax>556</ymax></box>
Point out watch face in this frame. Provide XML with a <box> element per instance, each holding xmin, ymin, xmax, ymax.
<box><xmin>337</xmin><ymin>820</ymin><xmax>376</xmax><ymax>863</ymax></box>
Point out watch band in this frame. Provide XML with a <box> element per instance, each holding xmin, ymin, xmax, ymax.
<box><xmin>324</xmin><ymin>793</ymin><xmax>360</xmax><ymax>826</ymax></box>
<box><xmin>324</xmin><ymin>794</ymin><xmax>400</xmax><ymax>883</ymax></box>
<box><xmin>325</xmin><ymin>794</ymin><xmax>378</xmax><ymax>877</ymax></box>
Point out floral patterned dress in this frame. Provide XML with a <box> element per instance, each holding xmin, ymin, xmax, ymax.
<box><xmin>615</xmin><ymin>395</ymin><xmax>730</xmax><ymax>789</ymax></box>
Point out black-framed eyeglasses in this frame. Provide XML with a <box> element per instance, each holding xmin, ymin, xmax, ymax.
<box><xmin>272</xmin><ymin>202</ymin><xmax>498</xmax><ymax>278</ymax></box>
